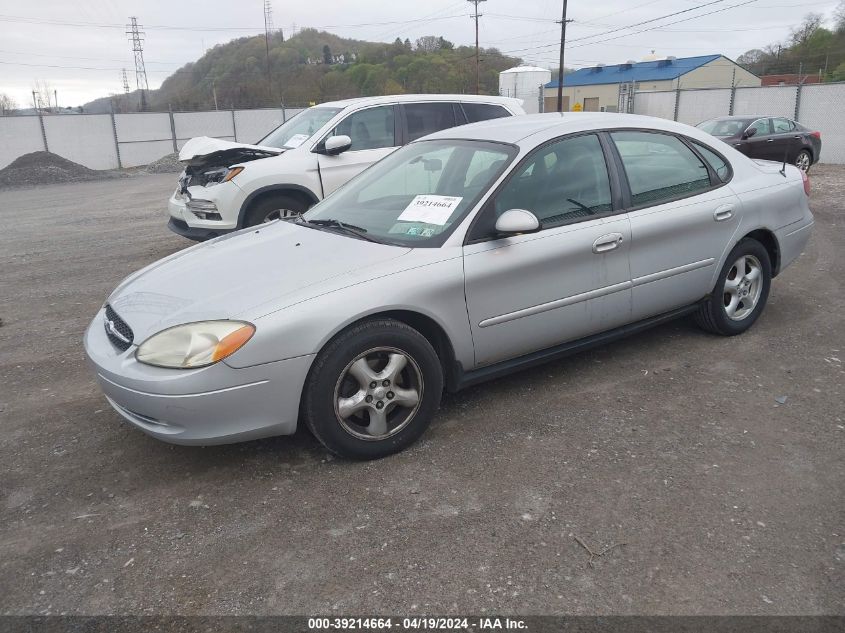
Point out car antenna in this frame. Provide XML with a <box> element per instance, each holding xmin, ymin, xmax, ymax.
<box><xmin>779</xmin><ymin>146</ymin><xmax>788</xmax><ymax>177</ymax></box>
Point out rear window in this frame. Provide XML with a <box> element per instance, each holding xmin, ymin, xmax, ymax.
<box><xmin>404</xmin><ymin>103</ymin><xmax>457</xmax><ymax>142</ymax></box>
<box><xmin>462</xmin><ymin>103</ymin><xmax>511</xmax><ymax>123</ymax></box>
<box><xmin>692</xmin><ymin>141</ymin><xmax>730</xmax><ymax>183</ymax></box>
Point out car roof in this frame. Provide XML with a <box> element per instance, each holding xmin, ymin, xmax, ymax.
<box><xmin>319</xmin><ymin>94</ymin><xmax>523</xmax><ymax>110</ymax></box>
<box><xmin>706</xmin><ymin>115</ymin><xmax>788</xmax><ymax>121</ymax></box>
<box><xmin>421</xmin><ymin>112</ymin><xmax>723</xmax><ymax>145</ymax></box>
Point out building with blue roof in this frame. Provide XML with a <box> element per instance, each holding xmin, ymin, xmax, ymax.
<box><xmin>541</xmin><ymin>54</ymin><xmax>760</xmax><ymax>113</ymax></box>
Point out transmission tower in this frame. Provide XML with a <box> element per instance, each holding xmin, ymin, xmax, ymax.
<box><xmin>121</xmin><ymin>68</ymin><xmax>130</xmax><ymax>94</ymax></box>
<box><xmin>126</xmin><ymin>16</ymin><xmax>149</xmax><ymax>109</ymax></box>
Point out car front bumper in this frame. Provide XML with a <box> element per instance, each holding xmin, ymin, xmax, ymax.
<box><xmin>167</xmin><ymin>181</ymin><xmax>245</xmax><ymax>241</ymax></box>
<box><xmin>84</xmin><ymin>307</ymin><xmax>314</xmax><ymax>445</ymax></box>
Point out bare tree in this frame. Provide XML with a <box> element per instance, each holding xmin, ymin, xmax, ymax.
<box><xmin>835</xmin><ymin>0</ymin><xmax>845</xmax><ymax>33</ymax></box>
<box><xmin>415</xmin><ymin>36</ymin><xmax>441</xmax><ymax>53</ymax></box>
<box><xmin>789</xmin><ymin>12</ymin><xmax>823</xmax><ymax>47</ymax></box>
<box><xmin>31</xmin><ymin>79</ymin><xmax>55</xmax><ymax>111</ymax></box>
<box><xmin>0</xmin><ymin>93</ymin><xmax>17</xmax><ymax>115</ymax></box>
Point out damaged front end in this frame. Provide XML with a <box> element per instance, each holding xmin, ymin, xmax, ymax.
<box><xmin>177</xmin><ymin>136</ymin><xmax>284</xmax><ymax>191</ymax></box>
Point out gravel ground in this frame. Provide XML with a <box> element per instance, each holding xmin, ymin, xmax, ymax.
<box><xmin>0</xmin><ymin>169</ymin><xmax>842</xmax><ymax>616</ymax></box>
<box><xmin>0</xmin><ymin>152</ymin><xmax>125</xmax><ymax>188</ymax></box>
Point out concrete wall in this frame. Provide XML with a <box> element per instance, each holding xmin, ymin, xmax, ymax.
<box><xmin>0</xmin><ymin>107</ymin><xmax>304</xmax><ymax>170</ymax></box>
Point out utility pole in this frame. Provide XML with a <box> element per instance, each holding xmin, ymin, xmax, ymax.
<box><xmin>121</xmin><ymin>68</ymin><xmax>130</xmax><ymax>94</ymax></box>
<box><xmin>468</xmin><ymin>0</ymin><xmax>487</xmax><ymax>95</ymax></box>
<box><xmin>126</xmin><ymin>17</ymin><xmax>149</xmax><ymax>110</ymax></box>
<box><xmin>556</xmin><ymin>0</ymin><xmax>573</xmax><ymax>112</ymax></box>
<box><xmin>264</xmin><ymin>0</ymin><xmax>274</xmax><ymax>102</ymax></box>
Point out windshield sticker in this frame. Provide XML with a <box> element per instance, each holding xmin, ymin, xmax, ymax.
<box><xmin>397</xmin><ymin>195</ymin><xmax>463</xmax><ymax>226</ymax></box>
<box><xmin>388</xmin><ymin>223</ymin><xmax>439</xmax><ymax>237</ymax></box>
<box><xmin>285</xmin><ymin>133</ymin><xmax>309</xmax><ymax>148</ymax></box>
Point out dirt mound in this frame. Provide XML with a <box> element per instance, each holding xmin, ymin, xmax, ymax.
<box><xmin>0</xmin><ymin>151</ymin><xmax>122</xmax><ymax>188</ymax></box>
<box><xmin>145</xmin><ymin>152</ymin><xmax>183</xmax><ymax>174</ymax></box>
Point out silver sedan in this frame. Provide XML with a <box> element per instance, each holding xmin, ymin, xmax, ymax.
<box><xmin>85</xmin><ymin>113</ymin><xmax>814</xmax><ymax>459</ymax></box>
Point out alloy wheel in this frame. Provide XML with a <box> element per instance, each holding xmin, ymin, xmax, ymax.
<box><xmin>333</xmin><ymin>347</ymin><xmax>423</xmax><ymax>441</ymax></box>
<box><xmin>795</xmin><ymin>152</ymin><xmax>811</xmax><ymax>172</ymax></box>
<box><xmin>263</xmin><ymin>208</ymin><xmax>299</xmax><ymax>222</ymax></box>
<box><xmin>723</xmin><ymin>254</ymin><xmax>763</xmax><ymax>321</ymax></box>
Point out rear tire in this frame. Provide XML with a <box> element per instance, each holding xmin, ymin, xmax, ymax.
<box><xmin>795</xmin><ymin>149</ymin><xmax>812</xmax><ymax>173</ymax></box>
<box><xmin>694</xmin><ymin>238</ymin><xmax>771</xmax><ymax>336</ymax></box>
<box><xmin>244</xmin><ymin>194</ymin><xmax>309</xmax><ymax>227</ymax></box>
<box><xmin>302</xmin><ymin>319</ymin><xmax>443</xmax><ymax>460</ymax></box>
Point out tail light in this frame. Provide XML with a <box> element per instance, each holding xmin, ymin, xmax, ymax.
<box><xmin>801</xmin><ymin>169</ymin><xmax>810</xmax><ymax>196</ymax></box>
<box><xmin>810</xmin><ymin>131</ymin><xmax>821</xmax><ymax>140</ymax></box>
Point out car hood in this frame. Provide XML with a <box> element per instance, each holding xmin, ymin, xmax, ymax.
<box><xmin>178</xmin><ymin>136</ymin><xmax>283</xmax><ymax>165</ymax></box>
<box><xmin>107</xmin><ymin>221</ymin><xmax>411</xmax><ymax>343</ymax></box>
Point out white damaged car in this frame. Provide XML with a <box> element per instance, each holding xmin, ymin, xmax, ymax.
<box><xmin>168</xmin><ymin>94</ymin><xmax>524</xmax><ymax>240</ymax></box>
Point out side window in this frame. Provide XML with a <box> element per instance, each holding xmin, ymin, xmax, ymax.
<box><xmin>404</xmin><ymin>103</ymin><xmax>456</xmax><ymax>142</ymax></box>
<box><xmin>691</xmin><ymin>141</ymin><xmax>730</xmax><ymax>183</ymax></box>
<box><xmin>611</xmin><ymin>131</ymin><xmax>712</xmax><ymax>207</ymax></box>
<box><xmin>772</xmin><ymin>117</ymin><xmax>795</xmax><ymax>133</ymax></box>
<box><xmin>334</xmin><ymin>106</ymin><xmax>396</xmax><ymax>151</ymax></box>
<box><xmin>493</xmin><ymin>134</ymin><xmax>612</xmax><ymax>227</ymax></box>
<box><xmin>462</xmin><ymin>103</ymin><xmax>511</xmax><ymax>123</ymax></box>
<box><xmin>748</xmin><ymin>118</ymin><xmax>772</xmax><ymax>136</ymax></box>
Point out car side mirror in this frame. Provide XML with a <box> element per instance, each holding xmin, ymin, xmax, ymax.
<box><xmin>495</xmin><ymin>209</ymin><xmax>540</xmax><ymax>235</ymax></box>
<box><xmin>323</xmin><ymin>135</ymin><xmax>352</xmax><ymax>156</ymax></box>
<box><xmin>742</xmin><ymin>127</ymin><xmax>757</xmax><ymax>139</ymax></box>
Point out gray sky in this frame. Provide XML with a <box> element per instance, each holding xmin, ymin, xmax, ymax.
<box><xmin>0</xmin><ymin>0</ymin><xmax>840</xmax><ymax>107</ymax></box>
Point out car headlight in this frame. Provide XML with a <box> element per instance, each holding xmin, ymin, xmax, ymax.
<box><xmin>203</xmin><ymin>166</ymin><xmax>244</xmax><ymax>186</ymax></box>
<box><xmin>135</xmin><ymin>321</ymin><xmax>255</xmax><ymax>369</ymax></box>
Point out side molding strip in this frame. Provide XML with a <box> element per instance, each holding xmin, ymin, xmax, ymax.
<box><xmin>632</xmin><ymin>258</ymin><xmax>714</xmax><ymax>288</ymax></box>
<box><xmin>479</xmin><ymin>280</ymin><xmax>632</xmax><ymax>328</ymax></box>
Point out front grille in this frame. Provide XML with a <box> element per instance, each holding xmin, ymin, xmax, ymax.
<box><xmin>104</xmin><ymin>304</ymin><xmax>134</xmax><ymax>351</ymax></box>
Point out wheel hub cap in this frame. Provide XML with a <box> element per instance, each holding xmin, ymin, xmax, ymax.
<box><xmin>333</xmin><ymin>347</ymin><xmax>423</xmax><ymax>441</ymax></box>
<box><xmin>723</xmin><ymin>254</ymin><xmax>763</xmax><ymax>321</ymax></box>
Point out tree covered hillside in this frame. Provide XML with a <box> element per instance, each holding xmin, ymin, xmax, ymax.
<box><xmin>99</xmin><ymin>29</ymin><xmax>523</xmax><ymax>112</ymax></box>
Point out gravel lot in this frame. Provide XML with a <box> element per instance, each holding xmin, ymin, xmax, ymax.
<box><xmin>0</xmin><ymin>169</ymin><xmax>842</xmax><ymax>616</ymax></box>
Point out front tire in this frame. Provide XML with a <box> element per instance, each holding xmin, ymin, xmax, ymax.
<box><xmin>244</xmin><ymin>194</ymin><xmax>309</xmax><ymax>227</ymax></box>
<box><xmin>694</xmin><ymin>238</ymin><xmax>771</xmax><ymax>336</ymax></box>
<box><xmin>302</xmin><ymin>319</ymin><xmax>443</xmax><ymax>460</ymax></box>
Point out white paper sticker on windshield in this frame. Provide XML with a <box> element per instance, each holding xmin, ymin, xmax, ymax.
<box><xmin>397</xmin><ymin>195</ymin><xmax>463</xmax><ymax>226</ymax></box>
<box><xmin>285</xmin><ymin>133</ymin><xmax>309</xmax><ymax>148</ymax></box>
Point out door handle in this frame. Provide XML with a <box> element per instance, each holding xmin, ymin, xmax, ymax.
<box><xmin>592</xmin><ymin>233</ymin><xmax>623</xmax><ymax>254</ymax></box>
<box><xmin>766</xmin><ymin>138</ymin><xmax>774</xmax><ymax>142</ymax></box>
<box><xmin>714</xmin><ymin>205</ymin><xmax>733</xmax><ymax>222</ymax></box>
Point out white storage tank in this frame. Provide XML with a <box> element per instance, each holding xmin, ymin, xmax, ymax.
<box><xmin>498</xmin><ymin>66</ymin><xmax>552</xmax><ymax>114</ymax></box>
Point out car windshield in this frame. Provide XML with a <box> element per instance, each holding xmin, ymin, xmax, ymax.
<box><xmin>301</xmin><ymin>139</ymin><xmax>516</xmax><ymax>247</ymax></box>
<box><xmin>697</xmin><ymin>119</ymin><xmax>748</xmax><ymax>137</ymax></box>
<box><xmin>257</xmin><ymin>107</ymin><xmax>341</xmax><ymax>149</ymax></box>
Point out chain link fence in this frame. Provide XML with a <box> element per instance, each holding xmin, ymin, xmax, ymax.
<box><xmin>0</xmin><ymin>106</ymin><xmax>305</xmax><ymax>171</ymax></box>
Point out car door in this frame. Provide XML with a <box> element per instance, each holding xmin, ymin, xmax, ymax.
<box><xmin>316</xmin><ymin>104</ymin><xmax>399</xmax><ymax>196</ymax></box>
<box><xmin>770</xmin><ymin>117</ymin><xmax>797</xmax><ymax>163</ymax></box>
<box><xmin>609</xmin><ymin>130</ymin><xmax>742</xmax><ymax>321</ymax></box>
<box><xmin>739</xmin><ymin>118</ymin><xmax>775</xmax><ymax>160</ymax></box>
<box><xmin>463</xmin><ymin>133</ymin><xmax>632</xmax><ymax>367</ymax></box>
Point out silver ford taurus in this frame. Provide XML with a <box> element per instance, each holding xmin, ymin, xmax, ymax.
<box><xmin>85</xmin><ymin>113</ymin><xmax>814</xmax><ymax>459</ymax></box>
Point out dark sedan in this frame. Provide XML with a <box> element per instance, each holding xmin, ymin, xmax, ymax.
<box><xmin>697</xmin><ymin>115</ymin><xmax>821</xmax><ymax>172</ymax></box>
